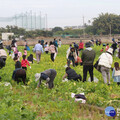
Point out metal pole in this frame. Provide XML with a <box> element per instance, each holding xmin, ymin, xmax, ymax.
<box><xmin>35</xmin><ymin>12</ymin><xmax>36</xmax><ymax>30</ymax></box>
<box><xmin>22</xmin><ymin>13</ymin><xmax>23</xmax><ymax>28</ymax></box>
<box><xmin>83</xmin><ymin>16</ymin><xmax>85</xmax><ymax>38</ymax></box>
<box><xmin>40</xmin><ymin>11</ymin><xmax>41</xmax><ymax>30</ymax></box>
<box><xmin>26</xmin><ymin>12</ymin><xmax>28</xmax><ymax>29</ymax></box>
<box><xmin>31</xmin><ymin>10</ymin><xmax>32</xmax><ymax>30</ymax></box>
<box><xmin>46</xmin><ymin>14</ymin><xmax>48</xmax><ymax>30</ymax></box>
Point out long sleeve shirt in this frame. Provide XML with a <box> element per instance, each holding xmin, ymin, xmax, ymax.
<box><xmin>34</xmin><ymin>44</ymin><xmax>43</xmax><ymax>53</ymax></box>
<box><xmin>15</xmin><ymin>61</ymin><xmax>21</xmax><ymax>69</ymax></box>
<box><xmin>21</xmin><ymin>59</ymin><xmax>30</xmax><ymax>67</ymax></box>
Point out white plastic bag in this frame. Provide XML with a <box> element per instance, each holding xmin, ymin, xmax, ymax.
<box><xmin>62</xmin><ymin>78</ymin><xmax>68</xmax><ymax>82</ymax></box>
<box><xmin>88</xmin><ymin>76</ymin><xmax>99</xmax><ymax>83</ymax></box>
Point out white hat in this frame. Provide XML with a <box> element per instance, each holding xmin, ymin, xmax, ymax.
<box><xmin>35</xmin><ymin>73</ymin><xmax>41</xmax><ymax>82</ymax></box>
<box><xmin>107</xmin><ymin>48</ymin><xmax>113</xmax><ymax>54</ymax></box>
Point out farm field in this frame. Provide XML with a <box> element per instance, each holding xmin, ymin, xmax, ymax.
<box><xmin>0</xmin><ymin>44</ymin><xmax>120</xmax><ymax>120</ymax></box>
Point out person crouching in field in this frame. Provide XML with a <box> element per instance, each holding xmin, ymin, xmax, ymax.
<box><xmin>12</xmin><ymin>57</ymin><xmax>26</xmax><ymax>85</ymax></box>
<box><xmin>63</xmin><ymin>67</ymin><xmax>82</xmax><ymax>81</ymax></box>
<box><xmin>21</xmin><ymin>55</ymin><xmax>31</xmax><ymax>70</ymax></box>
<box><xmin>98</xmin><ymin>48</ymin><xmax>113</xmax><ymax>85</ymax></box>
<box><xmin>67</xmin><ymin>47</ymin><xmax>77</xmax><ymax>67</ymax></box>
<box><xmin>49</xmin><ymin>41</ymin><xmax>56</xmax><ymax>62</ymax></box>
<box><xmin>112</xmin><ymin>62</ymin><xmax>120</xmax><ymax>85</ymax></box>
<box><xmin>35</xmin><ymin>69</ymin><xmax>57</xmax><ymax>89</ymax></box>
<box><xmin>81</xmin><ymin>42</ymin><xmax>96</xmax><ymax>82</ymax></box>
<box><xmin>0</xmin><ymin>45</ymin><xmax>7</xmax><ymax>62</ymax></box>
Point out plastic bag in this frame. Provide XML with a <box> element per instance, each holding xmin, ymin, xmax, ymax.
<box><xmin>88</xmin><ymin>76</ymin><xmax>99</xmax><ymax>83</ymax></box>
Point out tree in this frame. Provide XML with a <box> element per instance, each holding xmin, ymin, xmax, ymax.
<box><xmin>52</xmin><ymin>27</ymin><xmax>63</xmax><ymax>33</ymax></box>
<box><xmin>92</xmin><ymin>13</ymin><xmax>120</xmax><ymax>35</ymax></box>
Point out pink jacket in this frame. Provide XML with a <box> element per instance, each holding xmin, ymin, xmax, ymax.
<box><xmin>49</xmin><ymin>45</ymin><xmax>56</xmax><ymax>53</ymax></box>
<box><xmin>24</xmin><ymin>50</ymin><xmax>27</xmax><ymax>56</ymax></box>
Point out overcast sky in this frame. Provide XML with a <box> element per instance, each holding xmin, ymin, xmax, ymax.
<box><xmin>0</xmin><ymin>0</ymin><xmax>120</xmax><ymax>28</ymax></box>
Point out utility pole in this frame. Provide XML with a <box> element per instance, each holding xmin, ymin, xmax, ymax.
<box><xmin>45</xmin><ymin>14</ymin><xmax>48</xmax><ymax>31</ymax></box>
<box><xmin>21</xmin><ymin>13</ymin><xmax>23</xmax><ymax>28</ymax></box>
<box><xmin>30</xmin><ymin>10</ymin><xmax>32</xmax><ymax>30</ymax></box>
<box><xmin>83</xmin><ymin>16</ymin><xmax>85</xmax><ymax>39</ymax></box>
<box><xmin>35</xmin><ymin>12</ymin><xmax>36</xmax><ymax>30</ymax></box>
<box><xmin>26</xmin><ymin>12</ymin><xmax>28</xmax><ymax>30</ymax></box>
<box><xmin>39</xmin><ymin>11</ymin><xmax>41</xmax><ymax>30</ymax></box>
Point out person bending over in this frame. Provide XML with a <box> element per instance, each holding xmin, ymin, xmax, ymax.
<box><xmin>35</xmin><ymin>69</ymin><xmax>57</xmax><ymax>89</ymax></box>
<box><xmin>63</xmin><ymin>67</ymin><xmax>82</xmax><ymax>81</ymax></box>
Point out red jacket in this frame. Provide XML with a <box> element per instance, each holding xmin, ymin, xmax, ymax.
<box><xmin>21</xmin><ymin>59</ymin><xmax>30</xmax><ymax>67</ymax></box>
<box><xmin>105</xmin><ymin>46</ymin><xmax>109</xmax><ymax>51</ymax></box>
<box><xmin>79</xmin><ymin>42</ymin><xmax>84</xmax><ymax>49</ymax></box>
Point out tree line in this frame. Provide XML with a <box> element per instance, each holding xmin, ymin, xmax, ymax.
<box><xmin>0</xmin><ymin>13</ymin><xmax>120</xmax><ymax>39</ymax></box>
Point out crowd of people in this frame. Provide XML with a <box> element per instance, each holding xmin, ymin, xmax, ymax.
<box><xmin>0</xmin><ymin>37</ymin><xmax>120</xmax><ymax>89</ymax></box>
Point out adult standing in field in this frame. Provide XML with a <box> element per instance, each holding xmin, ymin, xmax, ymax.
<box><xmin>49</xmin><ymin>41</ymin><xmax>56</xmax><ymax>62</ymax></box>
<box><xmin>41</xmin><ymin>39</ymin><xmax>44</xmax><ymax>48</ymax></box>
<box><xmin>34</xmin><ymin>40</ymin><xmax>43</xmax><ymax>64</ymax></box>
<box><xmin>11</xmin><ymin>39</ymin><xmax>17</xmax><ymax>48</ymax></box>
<box><xmin>74</xmin><ymin>42</ymin><xmax>79</xmax><ymax>56</ymax></box>
<box><xmin>53</xmin><ymin>38</ymin><xmax>58</xmax><ymax>52</ymax></box>
<box><xmin>24</xmin><ymin>40</ymin><xmax>27</xmax><ymax>48</ymax></box>
<box><xmin>35</xmin><ymin>69</ymin><xmax>57</xmax><ymax>89</ymax></box>
<box><xmin>81</xmin><ymin>42</ymin><xmax>96</xmax><ymax>82</ymax></box>
<box><xmin>111</xmin><ymin>41</ymin><xmax>117</xmax><ymax>55</ymax></box>
<box><xmin>79</xmin><ymin>40</ymin><xmax>84</xmax><ymax>54</ymax></box>
<box><xmin>98</xmin><ymin>48</ymin><xmax>113</xmax><ymax>85</ymax></box>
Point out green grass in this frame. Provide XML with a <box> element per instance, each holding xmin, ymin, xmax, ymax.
<box><xmin>0</xmin><ymin>45</ymin><xmax>120</xmax><ymax>120</ymax></box>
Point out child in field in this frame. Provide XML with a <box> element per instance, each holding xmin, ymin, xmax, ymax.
<box><xmin>112</xmin><ymin>62</ymin><xmax>120</xmax><ymax>85</ymax></box>
<box><xmin>24</xmin><ymin>48</ymin><xmax>27</xmax><ymax>56</ymax></box>
<box><xmin>17</xmin><ymin>51</ymin><xmax>22</xmax><ymax>60</ymax></box>
<box><xmin>105</xmin><ymin>44</ymin><xmax>109</xmax><ymax>51</ymax></box>
<box><xmin>27</xmin><ymin>54</ymin><xmax>33</xmax><ymax>64</ymax></box>
<box><xmin>44</xmin><ymin>42</ymin><xmax>49</xmax><ymax>54</ymax></box>
<box><xmin>13</xmin><ymin>57</ymin><xmax>21</xmax><ymax>69</ymax></box>
<box><xmin>100</xmin><ymin>48</ymin><xmax>104</xmax><ymax>52</ymax></box>
<box><xmin>12</xmin><ymin>45</ymin><xmax>18</xmax><ymax>57</ymax></box>
<box><xmin>75</xmin><ymin>56</ymin><xmax>82</xmax><ymax>66</ymax></box>
<box><xmin>21</xmin><ymin>55</ymin><xmax>31</xmax><ymax>70</ymax></box>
